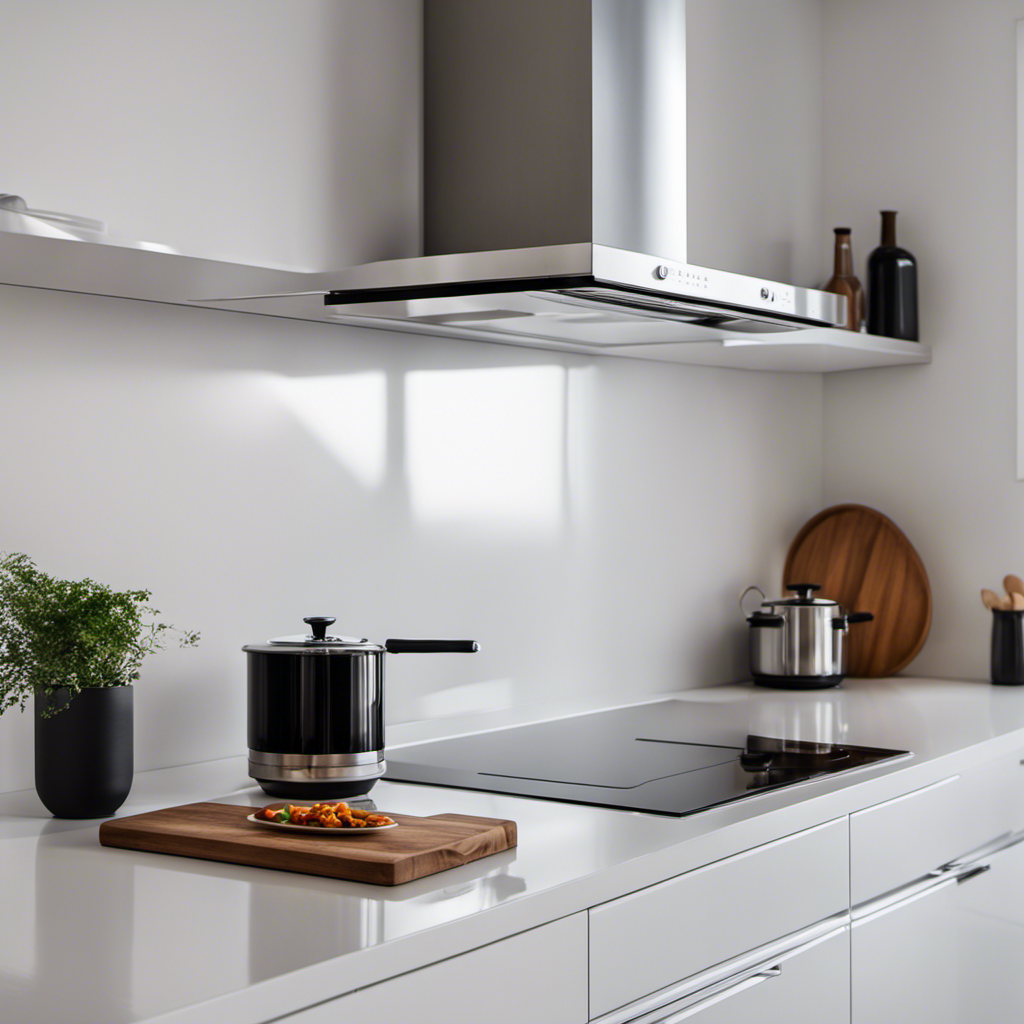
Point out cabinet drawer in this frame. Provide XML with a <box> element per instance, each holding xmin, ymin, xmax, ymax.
<box><xmin>608</xmin><ymin>926</ymin><xmax>850</xmax><ymax>1024</ymax></box>
<box><xmin>589</xmin><ymin>818</ymin><xmax>848</xmax><ymax>1018</ymax></box>
<box><xmin>281</xmin><ymin>913</ymin><xmax>587</xmax><ymax>1024</ymax></box>
<box><xmin>850</xmin><ymin>753</ymin><xmax>1024</xmax><ymax>905</ymax></box>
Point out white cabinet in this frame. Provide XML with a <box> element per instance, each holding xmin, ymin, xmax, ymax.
<box><xmin>592</xmin><ymin>924</ymin><xmax>849</xmax><ymax>1024</ymax></box>
<box><xmin>951</xmin><ymin>836</ymin><xmax>1024</xmax><ymax>1020</ymax></box>
<box><xmin>850</xmin><ymin>751</ymin><xmax>1024</xmax><ymax>905</ymax></box>
<box><xmin>851</xmin><ymin>835</ymin><xmax>1024</xmax><ymax>1024</ymax></box>
<box><xmin>852</xmin><ymin>873</ymin><xmax>961</xmax><ymax>1023</ymax></box>
<box><xmin>280</xmin><ymin>912</ymin><xmax>588</xmax><ymax>1024</ymax></box>
<box><xmin>651</xmin><ymin>928</ymin><xmax>848</xmax><ymax>1024</ymax></box>
<box><xmin>589</xmin><ymin>818</ymin><xmax>848</xmax><ymax>1016</ymax></box>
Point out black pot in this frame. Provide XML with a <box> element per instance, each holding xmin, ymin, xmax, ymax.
<box><xmin>244</xmin><ymin>617</ymin><xmax>477</xmax><ymax>799</ymax></box>
<box><xmin>35</xmin><ymin>685</ymin><xmax>134</xmax><ymax>818</ymax></box>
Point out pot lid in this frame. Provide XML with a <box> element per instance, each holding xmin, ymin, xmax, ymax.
<box><xmin>763</xmin><ymin>583</ymin><xmax>839</xmax><ymax>608</ymax></box>
<box><xmin>264</xmin><ymin>616</ymin><xmax>383</xmax><ymax>651</ymax></box>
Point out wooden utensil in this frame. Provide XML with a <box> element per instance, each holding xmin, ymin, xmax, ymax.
<box><xmin>99</xmin><ymin>802</ymin><xmax>517</xmax><ymax>886</ymax></box>
<box><xmin>983</xmin><ymin>589</ymin><xmax>1005</xmax><ymax>611</ymax></box>
<box><xmin>784</xmin><ymin>504</ymin><xmax>931</xmax><ymax>677</ymax></box>
<box><xmin>1010</xmin><ymin>592</ymin><xmax>1024</xmax><ymax>612</ymax></box>
<box><xmin>1005</xmin><ymin>575</ymin><xmax>1024</xmax><ymax>599</ymax></box>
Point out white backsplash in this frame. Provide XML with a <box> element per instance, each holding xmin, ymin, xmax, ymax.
<box><xmin>0</xmin><ymin>284</ymin><xmax>823</xmax><ymax>793</ymax></box>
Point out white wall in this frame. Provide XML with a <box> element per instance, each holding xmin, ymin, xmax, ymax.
<box><xmin>821</xmin><ymin>0</ymin><xmax>1024</xmax><ymax>679</ymax></box>
<box><xmin>0</xmin><ymin>0</ymin><xmax>831</xmax><ymax>795</ymax></box>
<box><xmin>0</xmin><ymin>1</ymin><xmax>421</xmax><ymax>271</ymax></box>
<box><xmin>0</xmin><ymin>287</ymin><xmax>822</xmax><ymax>793</ymax></box>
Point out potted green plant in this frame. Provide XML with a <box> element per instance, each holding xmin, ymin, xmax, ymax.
<box><xmin>0</xmin><ymin>553</ymin><xmax>199</xmax><ymax>818</ymax></box>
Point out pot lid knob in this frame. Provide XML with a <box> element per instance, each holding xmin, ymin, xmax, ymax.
<box><xmin>303</xmin><ymin>616</ymin><xmax>336</xmax><ymax>641</ymax></box>
<box><xmin>785</xmin><ymin>583</ymin><xmax>821</xmax><ymax>600</ymax></box>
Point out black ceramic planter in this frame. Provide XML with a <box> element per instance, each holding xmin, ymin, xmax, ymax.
<box><xmin>35</xmin><ymin>685</ymin><xmax>134</xmax><ymax>818</ymax></box>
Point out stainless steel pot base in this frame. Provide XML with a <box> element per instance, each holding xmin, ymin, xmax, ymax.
<box><xmin>254</xmin><ymin>778</ymin><xmax>380</xmax><ymax>799</ymax></box>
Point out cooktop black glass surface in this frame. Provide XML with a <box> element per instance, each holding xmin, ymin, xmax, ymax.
<box><xmin>385</xmin><ymin>701</ymin><xmax>910</xmax><ymax>817</ymax></box>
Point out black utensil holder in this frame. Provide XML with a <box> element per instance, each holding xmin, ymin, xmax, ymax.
<box><xmin>991</xmin><ymin>610</ymin><xmax>1024</xmax><ymax>685</ymax></box>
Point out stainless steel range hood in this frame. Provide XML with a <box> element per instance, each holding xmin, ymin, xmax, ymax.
<box><xmin>197</xmin><ymin>0</ymin><xmax>844</xmax><ymax>348</ymax></box>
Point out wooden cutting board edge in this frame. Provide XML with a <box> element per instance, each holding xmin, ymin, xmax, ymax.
<box><xmin>99</xmin><ymin>804</ymin><xmax>517</xmax><ymax>887</ymax></box>
<box><xmin>783</xmin><ymin>503</ymin><xmax>932</xmax><ymax>677</ymax></box>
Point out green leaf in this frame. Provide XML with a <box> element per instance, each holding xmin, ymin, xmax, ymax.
<box><xmin>0</xmin><ymin>552</ymin><xmax>200</xmax><ymax>718</ymax></box>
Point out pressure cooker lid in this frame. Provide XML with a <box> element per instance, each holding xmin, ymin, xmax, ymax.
<box><xmin>261</xmin><ymin>616</ymin><xmax>383</xmax><ymax>651</ymax></box>
<box><xmin>763</xmin><ymin>583</ymin><xmax>839</xmax><ymax>608</ymax></box>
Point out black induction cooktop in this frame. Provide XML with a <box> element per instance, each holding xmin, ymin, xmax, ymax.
<box><xmin>384</xmin><ymin>701</ymin><xmax>909</xmax><ymax>817</ymax></box>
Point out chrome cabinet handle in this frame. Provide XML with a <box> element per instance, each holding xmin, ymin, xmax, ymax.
<box><xmin>956</xmin><ymin>863</ymin><xmax>992</xmax><ymax>885</ymax></box>
<box><xmin>652</xmin><ymin>965</ymin><xmax>783</xmax><ymax>1023</ymax></box>
<box><xmin>856</xmin><ymin>859</ymin><xmax>995</xmax><ymax>930</ymax></box>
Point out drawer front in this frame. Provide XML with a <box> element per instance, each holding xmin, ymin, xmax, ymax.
<box><xmin>851</xmin><ymin>874</ymin><xmax>960</xmax><ymax>1024</ymax></box>
<box><xmin>851</xmin><ymin>752</ymin><xmax>1024</xmax><ymax>905</ymax></box>
<box><xmin>638</xmin><ymin>927</ymin><xmax>850</xmax><ymax>1024</ymax></box>
<box><xmin>589</xmin><ymin>818</ymin><xmax>849</xmax><ymax>1018</ymax></box>
<box><xmin>282</xmin><ymin>913</ymin><xmax>588</xmax><ymax>1024</ymax></box>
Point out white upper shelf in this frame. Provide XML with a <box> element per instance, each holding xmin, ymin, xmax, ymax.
<box><xmin>0</xmin><ymin>230</ymin><xmax>929</xmax><ymax>374</ymax></box>
<box><xmin>632</xmin><ymin>328</ymin><xmax>930</xmax><ymax>372</ymax></box>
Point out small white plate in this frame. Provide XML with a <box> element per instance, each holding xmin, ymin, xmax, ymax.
<box><xmin>247</xmin><ymin>813</ymin><xmax>399</xmax><ymax>836</ymax></box>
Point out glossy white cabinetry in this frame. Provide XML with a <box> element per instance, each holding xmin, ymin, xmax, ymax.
<box><xmin>850</xmin><ymin>749</ymin><xmax>1024</xmax><ymax>904</ymax></box>
<box><xmin>852</xmin><ymin>871</ymin><xmax>961</xmax><ymax>1024</ymax></box>
<box><xmin>280</xmin><ymin>912</ymin><xmax>588</xmax><ymax>1024</ymax></box>
<box><xmin>589</xmin><ymin>818</ymin><xmax>848</xmax><ymax>1017</ymax></box>
<box><xmin>850</xmin><ymin>749</ymin><xmax>1024</xmax><ymax>1023</ymax></box>
<box><xmin>951</xmin><ymin>836</ymin><xmax>1024</xmax><ymax>1020</ymax></box>
<box><xmin>852</xmin><ymin>836</ymin><xmax>1024</xmax><ymax>1024</ymax></box>
<box><xmin>604</xmin><ymin>926</ymin><xmax>850</xmax><ymax>1024</ymax></box>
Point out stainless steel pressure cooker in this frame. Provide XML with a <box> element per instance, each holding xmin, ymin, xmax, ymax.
<box><xmin>741</xmin><ymin>584</ymin><xmax>873</xmax><ymax>689</ymax></box>
<box><xmin>243</xmin><ymin>617</ymin><xmax>478</xmax><ymax>798</ymax></box>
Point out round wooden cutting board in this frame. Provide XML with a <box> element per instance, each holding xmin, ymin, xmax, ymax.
<box><xmin>783</xmin><ymin>504</ymin><xmax>932</xmax><ymax>678</ymax></box>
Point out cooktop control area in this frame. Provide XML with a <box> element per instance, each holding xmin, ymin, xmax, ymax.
<box><xmin>385</xmin><ymin>701</ymin><xmax>909</xmax><ymax>816</ymax></box>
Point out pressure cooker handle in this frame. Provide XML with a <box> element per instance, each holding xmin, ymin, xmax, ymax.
<box><xmin>785</xmin><ymin>583</ymin><xmax>821</xmax><ymax>599</ymax></box>
<box><xmin>832</xmin><ymin>611</ymin><xmax>875</xmax><ymax>629</ymax></box>
<box><xmin>384</xmin><ymin>639</ymin><xmax>479</xmax><ymax>654</ymax></box>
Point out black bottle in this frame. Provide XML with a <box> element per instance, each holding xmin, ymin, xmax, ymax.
<box><xmin>867</xmin><ymin>210</ymin><xmax>918</xmax><ymax>340</ymax></box>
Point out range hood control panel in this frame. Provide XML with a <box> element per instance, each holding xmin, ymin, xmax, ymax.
<box><xmin>649</xmin><ymin>257</ymin><xmax>796</xmax><ymax>312</ymax></box>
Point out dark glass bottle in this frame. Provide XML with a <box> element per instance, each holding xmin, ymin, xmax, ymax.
<box><xmin>867</xmin><ymin>210</ymin><xmax>918</xmax><ymax>340</ymax></box>
<box><xmin>824</xmin><ymin>228</ymin><xmax>864</xmax><ymax>332</ymax></box>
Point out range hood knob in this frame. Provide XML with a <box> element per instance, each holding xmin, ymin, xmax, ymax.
<box><xmin>655</xmin><ymin>265</ymin><xmax>670</xmax><ymax>280</ymax></box>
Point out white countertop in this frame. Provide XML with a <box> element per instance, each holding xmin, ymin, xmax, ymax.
<box><xmin>4</xmin><ymin>677</ymin><xmax>1024</xmax><ymax>1024</ymax></box>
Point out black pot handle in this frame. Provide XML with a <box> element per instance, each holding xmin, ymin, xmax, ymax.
<box><xmin>384</xmin><ymin>639</ymin><xmax>479</xmax><ymax>654</ymax></box>
<box><xmin>786</xmin><ymin>583</ymin><xmax>822</xmax><ymax>599</ymax></box>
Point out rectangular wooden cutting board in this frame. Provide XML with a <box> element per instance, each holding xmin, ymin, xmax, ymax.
<box><xmin>98</xmin><ymin>802</ymin><xmax>517</xmax><ymax>886</ymax></box>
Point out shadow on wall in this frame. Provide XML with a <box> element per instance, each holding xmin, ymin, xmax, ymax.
<box><xmin>262</xmin><ymin>363</ymin><xmax>571</xmax><ymax>537</ymax></box>
<box><xmin>228</xmin><ymin>357</ymin><xmax>581</xmax><ymax>723</ymax></box>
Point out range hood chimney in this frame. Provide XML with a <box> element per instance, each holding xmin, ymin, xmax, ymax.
<box><xmin>423</xmin><ymin>0</ymin><xmax>688</xmax><ymax>263</ymax></box>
